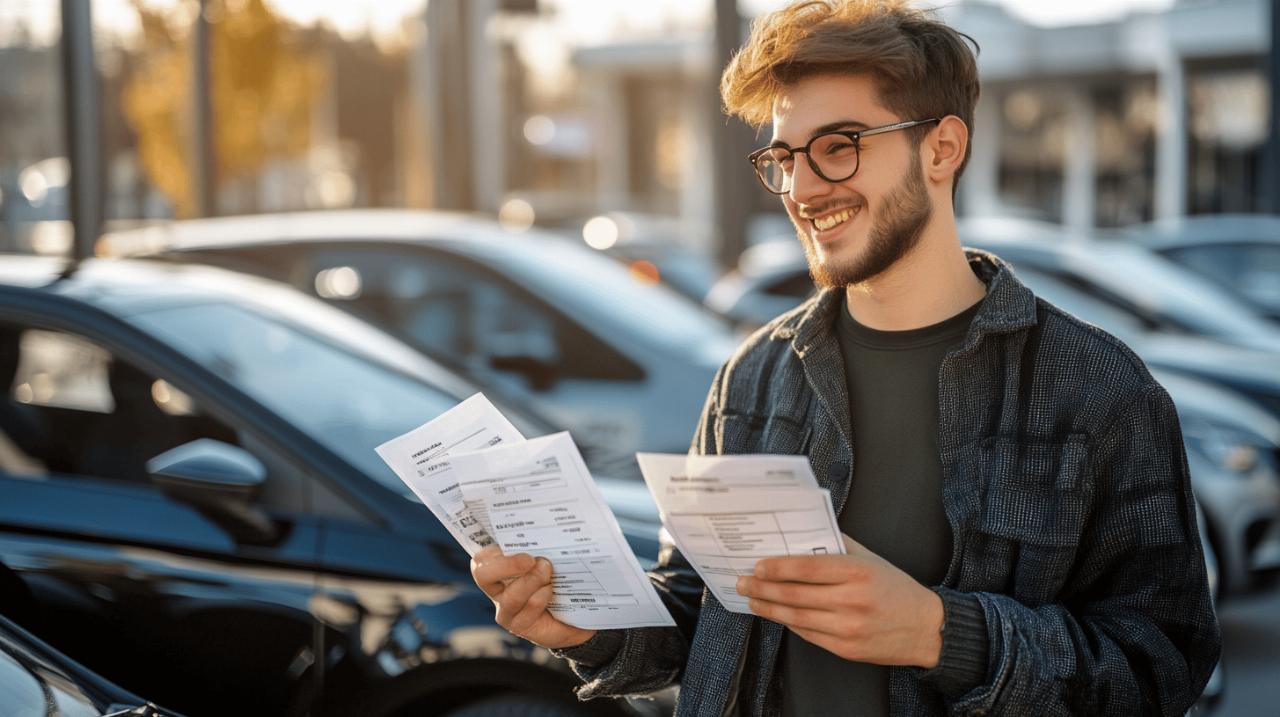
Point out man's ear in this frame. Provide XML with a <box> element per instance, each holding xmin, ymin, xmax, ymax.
<box><xmin>923</xmin><ymin>115</ymin><xmax>968</xmax><ymax>188</ymax></box>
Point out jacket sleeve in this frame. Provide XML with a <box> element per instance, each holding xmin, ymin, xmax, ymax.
<box><xmin>922</xmin><ymin>382</ymin><xmax>1222</xmax><ymax>716</ymax></box>
<box><xmin>551</xmin><ymin>365</ymin><xmax>728</xmax><ymax>698</ymax></box>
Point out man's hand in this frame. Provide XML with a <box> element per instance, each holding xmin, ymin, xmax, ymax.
<box><xmin>470</xmin><ymin>545</ymin><xmax>597</xmax><ymax>650</ymax></box>
<box><xmin>735</xmin><ymin>535</ymin><xmax>943</xmax><ymax>668</ymax></box>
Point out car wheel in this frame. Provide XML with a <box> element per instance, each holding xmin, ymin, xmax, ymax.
<box><xmin>442</xmin><ymin>694</ymin><xmax>587</xmax><ymax>717</ymax></box>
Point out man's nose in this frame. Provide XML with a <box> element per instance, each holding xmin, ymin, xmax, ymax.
<box><xmin>787</xmin><ymin>154</ymin><xmax>833</xmax><ymax>206</ymax></box>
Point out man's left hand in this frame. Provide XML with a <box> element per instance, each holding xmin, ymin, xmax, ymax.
<box><xmin>735</xmin><ymin>535</ymin><xmax>944</xmax><ymax>668</ymax></box>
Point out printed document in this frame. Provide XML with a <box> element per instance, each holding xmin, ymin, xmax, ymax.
<box><xmin>446</xmin><ymin>432</ymin><xmax>674</xmax><ymax>629</ymax></box>
<box><xmin>636</xmin><ymin>453</ymin><xmax>845</xmax><ymax>613</ymax></box>
<box><xmin>374</xmin><ymin>393</ymin><xmax>524</xmax><ymax>555</ymax></box>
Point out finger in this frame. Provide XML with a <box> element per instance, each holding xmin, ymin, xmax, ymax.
<box><xmin>789</xmin><ymin>625</ymin><xmax>851</xmax><ymax>660</ymax></box>
<box><xmin>474</xmin><ymin>552</ymin><xmax>536</xmax><ymax>598</ymax></box>
<box><xmin>753</xmin><ymin>555</ymin><xmax>862</xmax><ymax>584</ymax></box>
<box><xmin>495</xmin><ymin>559</ymin><xmax>553</xmax><ymax>624</ymax></box>
<box><xmin>508</xmin><ymin>583</ymin><xmax>556</xmax><ymax>637</ymax></box>
<box><xmin>840</xmin><ymin>534</ymin><xmax>861</xmax><ymax>555</ymax></box>
<box><xmin>747</xmin><ymin>597</ymin><xmax>839</xmax><ymax>633</ymax></box>
<box><xmin>473</xmin><ymin>544</ymin><xmax>504</xmax><ymax>562</ymax></box>
<box><xmin>737</xmin><ymin>576</ymin><xmax>836</xmax><ymax>609</ymax></box>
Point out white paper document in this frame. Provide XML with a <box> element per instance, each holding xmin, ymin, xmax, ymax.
<box><xmin>636</xmin><ymin>453</ymin><xmax>845</xmax><ymax>613</ymax></box>
<box><xmin>449</xmin><ymin>432</ymin><xmax>676</xmax><ymax>629</ymax></box>
<box><xmin>374</xmin><ymin>393</ymin><xmax>525</xmax><ymax>555</ymax></box>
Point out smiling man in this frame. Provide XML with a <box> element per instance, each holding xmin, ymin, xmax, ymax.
<box><xmin>470</xmin><ymin>1</ymin><xmax>1221</xmax><ymax>714</ymax></box>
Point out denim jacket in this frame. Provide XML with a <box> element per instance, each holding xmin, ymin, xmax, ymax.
<box><xmin>557</xmin><ymin>249</ymin><xmax>1221</xmax><ymax>716</ymax></box>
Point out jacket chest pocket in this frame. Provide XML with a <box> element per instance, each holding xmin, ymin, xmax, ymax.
<box><xmin>714</xmin><ymin>411</ymin><xmax>812</xmax><ymax>456</ymax></box>
<box><xmin>972</xmin><ymin>435</ymin><xmax>1091</xmax><ymax>602</ymax></box>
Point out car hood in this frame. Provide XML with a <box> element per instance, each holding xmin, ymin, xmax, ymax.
<box><xmin>1150</xmin><ymin>368</ymin><xmax>1280</xmax><ymax>447</ymax></box>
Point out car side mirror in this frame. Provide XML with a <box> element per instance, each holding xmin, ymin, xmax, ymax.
<box><xmin>147</xmin><ymin>439</ymin><xmax>279</xmax><ymax>544</ymax></box>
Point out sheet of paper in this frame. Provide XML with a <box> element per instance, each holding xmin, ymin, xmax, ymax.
<box><xmin>635</xmin><ymin>452</ymin><xmax>820</xmax><ymax>500</ymax></box>
<box><xmin>374</xmin><ymin>393</ymin><xmax>524</xmax><ymax>555</ymax></box>
<box><xmin>450</xmin><ymin>432</ymin><xmax>676</xmax><ymax>630</ymax></box>
<box><xmin>636</xmin><ymin>453</ymin><xmax>844</xmax><ymax>614</ymax></box>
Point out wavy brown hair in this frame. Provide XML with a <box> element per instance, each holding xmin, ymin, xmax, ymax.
<box><xmin>721</xmin><ymin>0</ymin><xmax>980</xmax><ymax>184</ymax></box>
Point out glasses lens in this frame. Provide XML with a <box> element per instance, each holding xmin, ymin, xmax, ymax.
<box><xmin>810</xmin><ymin>133</ymin><xmax>859</xmax><ymax>182</ymax></box>
<box><xmin>754</xmin><ymin>148</ymin><xmax>791</xmax><ymax>193</ymax></box>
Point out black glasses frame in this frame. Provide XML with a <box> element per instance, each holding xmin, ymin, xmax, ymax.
<box><xmin>747</xmin><ymin>118</ymin><xmax>941</xmax><ymax>195</ymax></box>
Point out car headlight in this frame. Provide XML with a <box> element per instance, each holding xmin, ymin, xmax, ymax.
<box><xmin>1182</xmin><ymin>419</ymin><xmax>1271</xmax><ymax>475</ymax></box>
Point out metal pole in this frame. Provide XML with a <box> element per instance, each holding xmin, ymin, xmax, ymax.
<box><xmin>191</xmin><ymin>0</ymin><xmax>216</xmax><ymax>217</ymax></box>
<box><xmin>426</xmin><ymin>0</ymin><xmax>474</xmax><ymax>211</ymax></box>
<box><xmin>59</xmin><ymin>0</ymin><xmax>103</xmax><ymax>262</ymax></box>
<box><xmin>712</xmin><ymin>0</ymin><xmax>753</xmax><ymax>270</ymax></box>
<box><xmin>1264</xmin><ymin>0</ymin><xmax>1280</xmax><ymax>213</ymax></box>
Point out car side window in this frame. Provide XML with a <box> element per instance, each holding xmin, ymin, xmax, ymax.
<box><xmin>299</xmin><ymin>247</ymin><xmax>643</xmax><ymax>383</ymax></box>
<box><xmin>0</xmin><ymin>324</ymin><xmax>342</xmax><ymax>511</ymax></box>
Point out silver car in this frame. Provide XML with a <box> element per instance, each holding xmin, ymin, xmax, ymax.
<box><xmin>101</xmin><ymin>210</ymin><xmax>738</xmax><ymax>462</ymax></box>
<box><xmin>701</xmin><ymin>235</ymin><xmax>1280</xmax><ymax>595</ymax></box>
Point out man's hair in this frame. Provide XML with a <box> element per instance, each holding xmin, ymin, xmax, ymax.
<box><xmin>721</xmin><ymin>0</ymin><xmax>980</xmax><ymax>185</ymax></box>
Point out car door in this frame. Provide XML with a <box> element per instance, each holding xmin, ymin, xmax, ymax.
<box><xmin>0</xmin><ymin>317</ymin><xmax>324</xmax><ymax>717</ymax></box>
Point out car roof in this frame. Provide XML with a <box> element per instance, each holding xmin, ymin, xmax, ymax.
<box><xmin>1131</xmin><ymin>214</ymin><xmax>1280</xmax><ymax>248</ymax></box>
<box><xmin>0</xmin><ymin>254</ymin><xmax>323</xmax><ymax>316</ymax></box>
<box><xmin>98</xmin><ymin>209</ymin><xmax>540</xmax><ymax>257</ymax></box>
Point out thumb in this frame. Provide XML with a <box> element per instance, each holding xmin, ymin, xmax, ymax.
<box><xmin>840</xmin><ymin>533</ymin><xmax>866</xmax><ymax>556</ymax></box>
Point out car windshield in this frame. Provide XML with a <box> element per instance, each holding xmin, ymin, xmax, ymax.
<box><xmin>465</xmin><ymin>237</ymin><xmax>735</xmax><ymax>352</ymax></box>
<box><xmin>129</xmin><ymin>301</ymin><xmax>548</xmax><ymax>495</ymax></box>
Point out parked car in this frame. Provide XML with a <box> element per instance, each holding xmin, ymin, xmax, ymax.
<box><xmin>0</xmin><ymin>255</ymin><xmax>664</xmax><ymax>717</ymax></box>
<box><xmin>100</xmin><ymin>210</ymin><xmax>737</xmax><ymax>461</ymax></box>
<box><xmin>958</xmin><ymin>220</ymin><xmax>1280</xmax><ymax>422</ymax></box>
<box><xmin>698</xmin><ymin>240</ymin><xmax>1280</xmax><ymax>595</ymax></box>
<box><xmin>1128</xmin><ymin>214</ymin><xmax>1280</xmax><ymax>324</ymax></box>
<box><xmin>561</xmin><ymin>212</ymin><xmax>725</xmax><ymax>305</ymax></box>
<box><xmin>0</xmin><ymin>612</ymin><xmax>180</xmax><ymax>717</ymax></box>
<box><xmin>956</xmin><ymin>216</ymin><xmax>1280</xmax><ymax>354</ymax></box>
<box><xmin>704</xmin><ymin>239</ymin><xmax>816</xmax><ymax>329</ymax></box>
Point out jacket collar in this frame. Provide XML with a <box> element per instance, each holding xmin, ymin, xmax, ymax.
<box><xmin>770</xmin><ymin>248</ymin><xmax>1038</xmax><ymax>355</ymax></box>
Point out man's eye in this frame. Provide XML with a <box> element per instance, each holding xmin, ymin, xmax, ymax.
<box><xmin>825</xmin><ymin>142</ymin><xmax>856</xmax><ymax>156</ymax></box>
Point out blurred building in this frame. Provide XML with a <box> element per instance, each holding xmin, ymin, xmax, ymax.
<box><xmin>945</xmin><ymin>0</ymin><xmax>1271</xmax><ymax>230</ymax></box>
<box><xmin>0</xmin><ymin>0</ymin><xmax>1271</xmax><ymax>263</ymax></box>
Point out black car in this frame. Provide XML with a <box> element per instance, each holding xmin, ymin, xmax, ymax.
<box><xmin>0</xmin><ymin>612</ymin><xmax>179</xmax><ymax>716</ymax></box>
<box><xmin>0</xmin><ymin>255</ymin><xmax>660</xmax><ymax>717</ymax></box>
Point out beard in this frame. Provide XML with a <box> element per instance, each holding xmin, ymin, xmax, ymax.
<box><xmin>797</xmin><ymin>157</ymin><xmax>932</xmax><ymax>290</ymax></box>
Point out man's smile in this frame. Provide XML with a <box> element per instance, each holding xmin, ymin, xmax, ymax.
<box><xmin>806</xmin><ymin>204</ymin><xmax>863</xmax><ymax>240</ymax></box>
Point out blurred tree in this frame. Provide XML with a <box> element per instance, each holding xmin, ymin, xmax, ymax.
<box><xmin>122</xmin><ymin>0</ymin><xmax>326</xmax><ymax>217</ymax></box>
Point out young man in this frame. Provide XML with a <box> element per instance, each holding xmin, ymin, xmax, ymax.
<box><xmin>471</xmin><ymin>1</ymin><xmax>1221</xmax><ymax>714</ymax></box>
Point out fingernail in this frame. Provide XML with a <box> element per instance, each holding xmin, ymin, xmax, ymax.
<box><xmin>736</xmin><ymin>577</ymin><xmax>747</xmax><ymax>594</ymax></box>
<box><xmin>538</xmin><ymin>558</ymin><xmax>552</xmax><ymax>576</ymax></box>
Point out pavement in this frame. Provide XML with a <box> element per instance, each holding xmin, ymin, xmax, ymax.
<box><xmin>1214</xmin><ymin>585</ymin><xmax>1280</xmax><ymax>716</ymax></box>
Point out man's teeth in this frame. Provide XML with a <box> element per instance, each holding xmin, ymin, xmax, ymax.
<box><xmin>813</xmin><ymin>207</ymin><xmax>855</xmax><ymax>231</ymax></box>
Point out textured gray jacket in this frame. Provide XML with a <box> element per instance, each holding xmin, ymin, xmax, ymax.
<box><xmin>557</xmin><ymin>249</ymin><xmax>1221</xmax><ymax>716</ymax></box>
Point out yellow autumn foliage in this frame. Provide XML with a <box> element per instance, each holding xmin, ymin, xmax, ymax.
<box><xmin>122</xmin><ymin>0</ymin><xmax>326</xmax><ymax>217</ymax></box>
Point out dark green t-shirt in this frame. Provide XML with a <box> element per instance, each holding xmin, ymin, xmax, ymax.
<box><xmin>780</xmin><ymin>297</ymin><xmax>981</xmax><ymax>717</ymax></box>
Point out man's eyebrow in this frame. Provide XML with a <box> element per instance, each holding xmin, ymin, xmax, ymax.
<box><xmin>769</xmin><ymin>119</ymin><xmax>871</xmax><ymax>148</ymax></box>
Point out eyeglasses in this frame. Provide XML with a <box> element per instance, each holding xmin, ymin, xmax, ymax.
<box><xmin>747</xmin><ymin>118</ymin><xmax>940</xmax><ymax>195</ymax></box>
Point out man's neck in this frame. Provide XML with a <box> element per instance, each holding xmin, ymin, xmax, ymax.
<box><xmin>843</xmin><ymin>222</ymin><xmax>987</xmax><ymax>332</ymax></box>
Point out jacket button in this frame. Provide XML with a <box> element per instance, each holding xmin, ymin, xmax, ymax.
<box><xmin>827</xmin><ymin>462</ymin><xmax>848</xmax><ymax>483</ymax></box>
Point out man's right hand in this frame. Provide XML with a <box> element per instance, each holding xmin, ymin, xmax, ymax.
<box><xmin>470</xmin><ymin>545</ymin><xmax>597</xmax><ymax>650</ymax></box>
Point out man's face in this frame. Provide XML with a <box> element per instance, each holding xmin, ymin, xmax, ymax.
<box><xmin>770</xmin><ymin>73</ymin><xmax>933</xmax><ymax>289</ymax></box>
